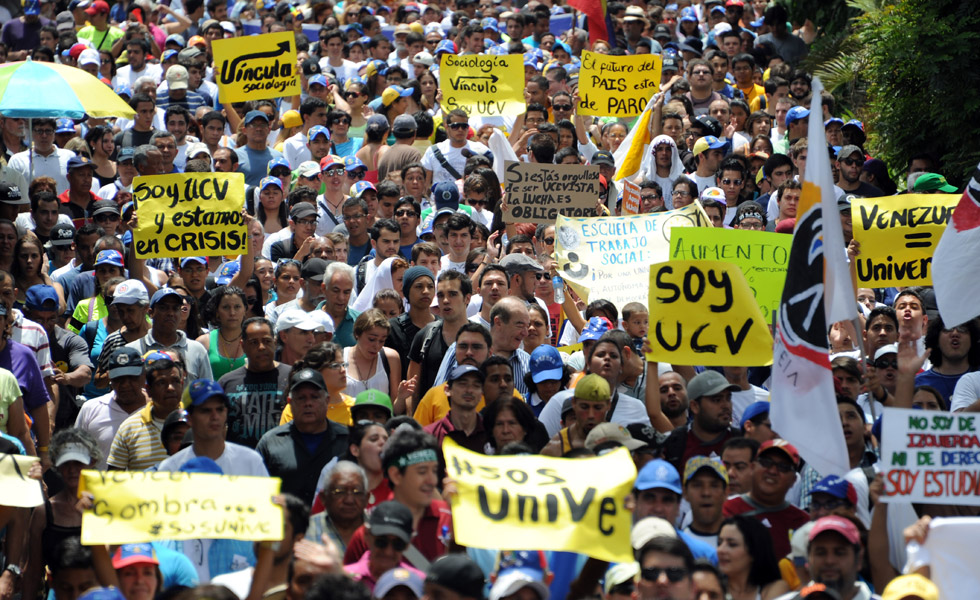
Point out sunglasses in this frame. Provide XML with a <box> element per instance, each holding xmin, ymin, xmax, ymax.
<box><xmin>95</xmin><ymin>213</ymin><xmax>120</xmax><ymax>222</ymax></box>
<box><xmin>325</xmin><ymin>361</ymin><xmax>349</xmax><ymax>370</ymax></box>
<box><xmin>640</xmin><ymin>567</ymin><xmax>688</xmax><ymax>583</ymax></box>
<box><xmin>373</xmin><ymin>536</ymin><xmax>408</xmax><ymax>551</ymax></box>
<box><xmin>347</xmin><ymin>170</ymin><xmax>366</xmax><ymax>180</ymax></box>
<box><xmin>466</xmin><ymin>198</ymin><xmax>486</xmax><ymax>207</ymax></box>
<box><xmin>344</xmin><ymin>92</ymin><xmax>362</xmax><ymax>99</ymax></box>
<box><xmin>394</xmin><ymin>209</ymin><xmax>417</xmax><ymax>217</ymax></box>
<box><xmin>323</xmin><ymin>168</ymin><xmax>345</xmax><ymax>177</ymax></box>
<box><xmin>721</xmin><ymin>178</ymin><xmax>743</xmax><ymax>186</ymax></box>
<box><xmin>532</xmin><ymin>272</ymin><xmax>549</xmax><ymax>280</ymax></box>
<box><xmin>874</xmin><ymin>358</ymin><xmax>897</xmax><ymax>369</ymax></box>
<box><xmin>543</xmin><ymin>237</ymin><xmax>555</xmax><ymax>245</ymax></box>
<box><xmin>756</xmin><ymin>456</ymin><xmax>794</xmax><ymax>473</ymax></box>
<box><xmin>447</xmin><ymin>122</ymin><xmax>469</xmax><ymax>130</ymax></box>
<box><xmin>840</xmin><ymin>157</ymin><xmax>862</xmax><ymax>166</ymax></box>
<box><xmin>245</xmin><ymin>296</ymin><xmax>258</xmax><ymax>306</ymax></box>
<box><xmin>334</xmin><ymin>117</ymin><xmax>353</xmax><ymax>125</ymax></box>
<box><xmin>552</xmin><ymin>104</ymin><xmax>572</xmax><ymax>111</ymax></box>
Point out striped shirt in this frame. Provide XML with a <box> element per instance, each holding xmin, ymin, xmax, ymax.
<box><xmin>12</xmin><ymin>309</ymin><xmax>56</xmax><ymax>377</ymax></box>
<box><xmin>107</xmin><ymin>403</ymin><xmax>169</xmax><ymax>471</ymax></box>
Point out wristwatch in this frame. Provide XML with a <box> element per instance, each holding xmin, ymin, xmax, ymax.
<box><xmin>4</xmin><ymin>564</ymin><xmax>21</xmax><ymax>579</ymax></box>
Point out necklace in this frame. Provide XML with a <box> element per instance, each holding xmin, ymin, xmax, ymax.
<box><xmin>219</xmin><ymin>328</ymin><xmax>241</xmax><ymax>344</ymax></box>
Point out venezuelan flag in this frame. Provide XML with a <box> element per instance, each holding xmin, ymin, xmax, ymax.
<box><xmin>569</xmin><ymin>0</ymin><xmax>611</xmax><ymax>46</ymax></box>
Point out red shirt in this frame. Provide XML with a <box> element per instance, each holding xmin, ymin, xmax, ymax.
<box><xmin>57</xmin><ymin>189</ymin><xmax>100</xmax><ymax>229</ymax></box>
<box><xmin>343</xmin><ymin>499</ymin><xmax>453</xmax><ymax>567</ymax></box>
<box><xmin>722</xmin><ymin>494</ymin><xmax>809</xmax><ymax>558</ymax></box>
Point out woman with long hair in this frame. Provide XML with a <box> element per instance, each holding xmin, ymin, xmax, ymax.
<box><xmin>243</xmin><ymin>277</ymin><xmax>265</xmax><ymax>319</ymax></box>
<box><xmin>196</xmin><ymin>286</ymin><xmax>247</xmax><ymax>380</ymax></box>
<box><xmin>84</xmin><ymin>125</ymin><xmax>117</xmax><ymax>189</ymax></box>
<box><xmin>344</xmin><ymin>309</ymin><xmax>408</xmax><ymax>409</ymax></box>
<box><xmin>717</xmin><ymin>515</ymin><xmax>790</xmax><ymax>599</ymax></box>
<box><xmin>484</xmin><ymin>396</ymin><xmax>547</xmax><ymax>454</ymax></box>
<box><xmin>280</xmin><ymin>342</ymin><xmax>356</xmax><ymax>426</ymax></box>
<box><xmin>333</xmin><ymin>78</ymin><xmax>371</xmax><ymax>138</ymax></box>
<box><xmin>12</xmin><ymin>233</ymin><xmax>60</xmax><ymax>311</ymax></box>
<box><xmin>524</xmin><ymin>301</ymin><xmax>552</xmax><ymax>356</ymax></box>
<box><xmin>67</xmin><ymin>249</ymin><xmax>123</xmax><ymax>333</ymax></box>
<box><xmin>344</xmin><ymin>419</ymin><xmax>392</xmax><ymax>506</ymax></box>
<box><xmin>745</xmin><ymin>111</ymin><xmax>773</xmax><ymax>139</ymax></box>
<box><xmin>418</xmin><ymin>70</ymin><xmax>441</xmax><ymax>117</ymax></box>
<box><xmin>253</xmin><ymin>257</ymin><xmax>276</xmax><ymax>305</ymax></box>
<box><xmin>257</xmin><ymin>177</ymin><xmax>288</xmax><ymax>235</ymax></box>
<box><xmin>171</xmin><ymin>284</ymin><xmax>204</xmax><ymax>338</ymax></box>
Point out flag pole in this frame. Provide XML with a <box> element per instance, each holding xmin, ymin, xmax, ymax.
<box><xmin>849</xmin><ymin>315</ymin><xmax>876</xmax><ymax>423</ymax></box>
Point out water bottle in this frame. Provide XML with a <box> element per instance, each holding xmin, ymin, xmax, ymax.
<box><xmin>552</xmin><ymin>275</ymin><xmax>564</xmax><ymax>304</ymax></box>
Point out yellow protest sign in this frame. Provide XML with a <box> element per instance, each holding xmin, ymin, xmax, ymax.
<box><xmin>578</xmin><ymin>51</ymin><xmax>662</xmax><ymax>118</ymax></box>
<box><xmin>555</xmin><ymin>203</ymin><xmax>710</xmax><ymax>312</ymax></box>
<box><xmin>443</xmin><ymin>438</ymin><xmax>636</xmax><ymax>563</ymax></box>
<box><xmin>670</xmin><ymin>228</ymin><xmax>791</xmax><ymax>324</ymax></box>
<box><xmin>133</xmin><ymin>173</ymin><xmax>247</xmax><ymax>259</ymax></box>
<box><xmin>212</xmin><ymin>32</ymin><xmax>300</xmax><ymax>102</ymax></box>
<box><xmin>79</xmin><ymin>470</ymin><xmax>283</xmax><ymax>545</ymax></box>
<box><xmin>647</xmin><ymin>260</ymin><xmax>773</xmax><ymax>366</ymax></box>
<box><xmin>0</xmin><ymin>454</ymin><xmax>42</xmax><ymax>507</ymax></box>
<box><xmin>851</xmin><ymin>193</ymin><xmax>958</xmax><ymax>286</ymax></box>
<box><xmin>440</xmin><ymin>55</ymin><xmax>525</xmax><ymax>117</ymax></box>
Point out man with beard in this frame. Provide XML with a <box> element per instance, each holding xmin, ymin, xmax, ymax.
<box><xmin>542</xmin><ymin>374</ymin><xmax>612</xmax><ymax>456</ymax></box>
<box><xmin>659</xmin><ymin>372</ymin><xmax>690</xmax><ymax>429</ymax></box>
<box><xmin>662</xmin><ymin>371</ymin><xmax>741</xmax><ymax>473</ymax></box>
<box><xmin>413</xmin><ymin>323</ymin><xmax>490</xmax><ymax>427</ymax></box>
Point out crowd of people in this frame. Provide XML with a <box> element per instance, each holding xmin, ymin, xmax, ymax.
<box><xmin>0</xmin><ymin>0</ymin><xmax>967</xmax><ymax>600</ymax></box>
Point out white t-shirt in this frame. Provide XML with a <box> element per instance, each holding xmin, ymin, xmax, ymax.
<box><xmin>440</xmin><ymin>254</ymin><xmax>466</xmax><ymax>275</ymax></box>
<box><xmin>691</xmin><ymin>172</ymin><xmax>717</xmax><ymax>194</ymax></box>
<box><xmin>112</xmin><ymin>62</ymin><xmax>164</xmax><ymax>89</ymax></box>
<box><xmin>730</xmin><ymin>385</ymin><xmax>770</xmax><ymax>427</ymax></box>
<box><xmin>538</xmin><ymin>387</ymin><xmax>651</xmax><ymax>438</ymax></box>
<box><xmin>283</xmin><ymin>130</ymin><xmax>311</xmax><ymax>169</ymax></box>
<box><xmin>421</xmin><ymin>139</ymin><xmax>492</xmax><ymax>185</ymax></box>
<box><xmin>74</xmin><ymin>392</ymin><xmax>137</xmax><ymax>470</ymax></box>
<box><xmin>318</xmin><ymin>57</ymin><xmax>359</xmax><ymax>84</ymax></box>
<box><xmin>951</xmin><ymin>371</ymin><xmax>980</xmax><ymax>412</ymax></box>
<box><xmin>156</xmin><ymin>442</ymin><xmax>269</xmax><ymax>476</ymax></box>
<box><xmin>210</xmin><ymin>567</ymin><xmax>254</xmax><ymax>600</ymax></box>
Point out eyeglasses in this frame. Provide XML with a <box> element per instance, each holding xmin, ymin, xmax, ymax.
<box><xmin>640</xmin><ymin>567</ymin><xmax>688</xmax><ymax>583</ymax></box>
<box><xmin>325</xmin><ymin>361</ymin><xmax>349</xmax><ymax>370</ymax></box>
<box><xmin>552</xmin><ymin>104</ymin><xmax>572</xmax><ymax>111</ymax></box>
<box><xmin>943</xmin><ymin>326</ymin><xmax>969</xmax><ymax>334</ymax></box>
<box><xmin>394</xmin><ymin>209</ymin><xmax>417</xmax><ymax>217</ymax></box>
<box><xmin>840</xmin><ymin>157</ymin><xmax>862</xmax><ymax>166</ymax></box>
<box><xmin>721</xmin><ymin>178</ymin><xmax>743</xmax><ymax>186</ymax></box>
<box><xmin>640</xmin><ymin>194</ymin><xmax>660</xmax><ymax>202</ymax></box>
<box><xmin>684</xmin><ymin>130</ymin><xmax>699</xmax><ymax>138</ymax></box>
<box><xmin>334</xmin><ymin>117</ymin><xmax>353</xmax><ymax>125</ymax></box>
<box><xmin>295</xmin><ymin>218</ymin><xmax>317</xmax><ymax>226</ymax></box>
<box><xmin>33</xmin><ymin>129</ymin><xmax>54</xmax><ymax>135</ymax></box>
<box><xmin>673</xmin><ymin>190</ymin><xmax>692</xmax><ymax>197</ymax></box>
<box><xmin>373</xmin><ymin>536</ymin><xmax>408</xmax><ymax>551</ymax></box>
<box><xmin>447</xmin><ymin>122</ymin><xmax>469</xmax><ymax>130</ymax></box>
<box><xmin>756</xmin><ymin>456</ymin><xmax>794</xmax><ymax>473</ymax></box>
<box><xmin>344</xmin><ymin>213</ymin><xmax>367</xmax><ymax>221</ymax></box>
<box><xmin>324</xmin><ymin>168</ymin><xmax>344</xmax><ymax>177</ymax></box>
<box><xmin>348</xmin><ymin>170</ymin><xmax>366</xmax><ymax>180</ymax></box>
<box><xmin>328</xmin><ymin>487</ymin><xmax>366</xmax><ymax>497</ymax></box>
<box><xmin>874</xmin><ymin>358</ymin><xmax>897</xmax><ymax>369</ymax></box>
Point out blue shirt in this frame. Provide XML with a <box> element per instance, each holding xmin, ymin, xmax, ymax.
<box><xmin>235</xmin><ymin>146</ymin><xmax>284</xmax><ymax>186</ymax></box>
<box><xmin>915</xmin><ymin>368</ymin><xmax>968</xmax><ymax>406</ymax></box>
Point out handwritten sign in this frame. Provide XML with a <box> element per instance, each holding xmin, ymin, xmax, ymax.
<box><xmin>440</xmin><ymin>55</ymin><xmax>525</xmax><ymax>117</ymax></box>
<box><xmin>212</xmin><ymin>31</ymin><xmax>299</xmax><ymax>102</ymax></box>
<box><xmin>133</xmin><ymin>173</ymin><xmax>247</xmax><ymax>259</ymax></box>
<box><xmin>555</xmin><ymin>203</ymin><xmax>710</xmax><ymax>312</ymax></box>
<box><xmin>881</xmin><ymin>407</ymin><xmax>980</xmax><ymax>505</ymax></box>
<box><xmin>851</xmin><ymin>194</ymin><xmax>958</xmax><ymax>286</ymax></box>
<box><xmin>670</xmin><ymin>228</ymin><xmax>791</xmax><ymax>323</ymax></box>
<box><xmin>578</xmin><ymin>51</ymin><xmax>662</xmax><ymax>118</ymax></box>
<box><xmin>79</xmin><ymin>470</ymin><xmax>284</xmax><ymax>544</ymax></box>
<box><xmin>621</xmin><ymin>179</ymin><xmax>641</xmax><ymax>215</ymax></box>
<box><xmin>646</xmin><ymin>260</ymin><xmax>773</xmax><ymax>366</ymax></box>
<box><xmin>503</xmin><ymin>161</ymin><xmax>600</xmax><ymax>224</ymax></box>
<box><xmin>443</xmin><ymin>438</ymin><xmax>636</xmax><ymax>563</ymax></box>
<box><xmin>0</xmin><ymin>454</ymin><xmax>42</xmax><ymax>507</ymax></box>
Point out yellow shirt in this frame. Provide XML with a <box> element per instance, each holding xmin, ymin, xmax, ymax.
<box><xmin>412</xmin><ymin>385</ymin><xmax>523</xmax><ymax>427</ymax></box>
<box><xmin>740</xmin><ymin>83</ymin><xmax>766</xmax><ymax>112</ymax></box>
<box><xmin>279</xmin><ymin>394</ymin><xmax>355</xmax><ymax>426</ymax></box>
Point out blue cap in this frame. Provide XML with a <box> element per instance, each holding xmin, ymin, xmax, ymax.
<box><xmin>552</xmin><ymin>40</ymin><xmax>571</xmax><ymax>55</ymax></box>
<box><xmin>113</xmin><ymin>83</ymin><xmax>132</xmax><ymax>97</ymax></box>
<box><xmin>183</xmin><ymin>379</ymin><xmax>230</xmax><ymax>410</ymax></box>
<box><xmin>344</xmin><ymin>156</ymin><xmax>367</xmax><ymax>171</ymax></box>
<box><xmin>112</xmin><ymin>543</ymin><xmax>158</xmax><ymax>569</ymax></box>
<box><xmin>350</xmin><ymin>180</ymin><xmax>376</xmax><ymax>198</ymax></box>
<box><xmin>25</xmin><ymin>285</ymin><xmax>59</xmax><ymax>311</ymax></box>
<box><xmin>842</xmin><ymin>119</ymin><xmax>864</xmax><ymax>132</ymax></box>
<box><xmin>308</xmin><ymin>74</ymin><xmax>327</xmax><ymax>88</ymax></box>
<box><xmin>420</xmin><ymin>216</ymin><xmax>435</xmax><ymax>236</ymax></box>
<box><xmin>215</xmin><ymin>261</ymin><xmax>240</xmax><ymax>285</ymax></box>
<box><xmin>165</xmin><ymin>33</ymin><xmax>186</xmax><ymax>47</ymax></box>
<box><xmin>308</xmin><ymin>125</ymin><xmax>330</xmax><ymax>141</ymax></box>
<box><xmin>432</xmin><ymin>181</ymin><xmax>460</xmax><ymax>210</ymax></box>
<box><xmin>23</xmin><ymin>0</ymin><xmax>40</xmax><ymax>16</ymax></box>
<box><xmin>243</xmin><ymin>110</ymin><xmax>270</xmax><ymax>125</ymax></box>
<box><xmin>162</xmin><ymin>49</ymin><xmax>179</xmax><ymax>61</ymax></box>
<box><xmin>578</xmin><ymin>316</ymin><xmax>613</xmax><ymax>343</ymax></box>
<box><xmin>523</xmin><ymin>54</ymin><xmax>539</xmax><ymax>68</ymax></box>
<box><xmin>811</xmin><ymin>474</ymin><xmax>857</xmax><ymax>504</ymax></box>
<box><xmin>66</xmin><ymin>155</ymin><xmax>94</xmax><ymax>171</ymax></box>
<box><xmin>95</xmin><ymin>249</ymin><xmax>124</xmax><ymax>268</ymax></box>
<box><xmin>481</xmin><ymin>17</ymin><xmax>498</xmax><ymax>32</ymax></box>
<box><xmin>179</xmin><ymin>456</ymin><xmax>223</xmax><ymax>474</ymax></box>
<box><xmin>785</xmin><ymin>105</ymin><xmax>810</xmax><ymax>128</ymax></box>
<box><xmin>267</xmin><ymin>156</ymin><xmax>291</xmax><ymax>173</ymax></box>
<box><xmin>374</xmin><ymin>568</ymin><xmax>424</xmax><ymax>600</ymax></box>
<box><xmin>635</xmin><ymin>459</ymin><xmax>682</xmax><ymax>494</ymax></box>
<box><xmin>179</xmin><ymin>256</ymin><xmax>207</xmax><ymax>268</ymax></box>
<box><xmin>750</xmin><ymin>17</ymin><xmax>764</xmax><ymax>27</ymax></box>
<box><xmin>78</xmin><ymin>590</ymin><xmax>124</xmax><ymax>600</ymax></box>
<box><xmin>530</xmin><ymin>345</ymin><xmax>563</xmax><ymax>383</ymax></box>
<box><xmin>449</xmin><ymin>364</ymin><xmax>484</xmax><ymax>383</ymax></box>
<box><xmin>260</xmin><ymin>176</ymin><xmax>283</xmax><ymax>192</ymax></box>
<box><xmin>435</xmin><ymin>39</ymin><xmax>456</xmax><ymax>55</ymax></box>
<box><xmin>824</xmin><ymin>117</ymin><xmax>844</xmax><ymax>127</ymax></box>
<box><xmin>150</xmin><ymin>288</ymin><xmax>183</xmax><ymax>307</ymax></box>
<box><xmin>740</xmin><ymin>401</ymin><xmax>770</xmax><ymax>428</ymax></box>
<box><xmin>55</xmin><ymin>118</ymin><xmax>75</xmax><ymax>134</ymax></box>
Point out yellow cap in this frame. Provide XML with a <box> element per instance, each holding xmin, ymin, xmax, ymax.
<box><xmin>574</xmin><ymin>373</ymin><xmax>611</xmax><ymax>403</ymax></box>
<box><xmin>280</xmin><ymin>110</ymin><xmax>302</xmax><ymax>129</ymax></box>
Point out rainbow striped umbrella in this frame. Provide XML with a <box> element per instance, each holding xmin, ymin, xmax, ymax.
<box><xmin>0</xmin><ymin>58</ymin><xmax>134</xmax><ymax>119</ymax></box>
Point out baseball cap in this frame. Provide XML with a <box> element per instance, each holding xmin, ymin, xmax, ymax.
<box><xmin>307</xmin><ymin>310</ymin><xmax>334</xmax><ymax>335</ymax></box>
<box><xmin>260</xmin><ymin>177</ymin><xmax>282</xmax><ymax>193</ymax></box>
<box><xmin>320</xmin><ymin>155</ymin><xmax>344</xmax><ymax>172</ymax></box>
<box><xmin>290</xmin><ymin>367</ymin><xmax>326</xmax><ymax>392</ymax></box>
<box><xmin>571</xmin><ymin>373</ymin><xmax>611</xmax><ymax>404</ymax></box>
<box><xmin>150</xmin><ymin>287</ymin><xmax>183</xmax><ymax>307</ymax></box>
<box><xmin>678</xmin><ymin>37</ymin><xmax>703</xmax><ymax>56</ymax></box>
<box><xmin>693</xmin><ymin>114</ymin><xmax>722</xmax><ymax>137</ymax></box>
<box><xmin>215</xmin><ymin>261</ymin><xmax>240</xmax><ymax>285</ymax></box>
<box><xmin>692</xmin><ymin>135</ymin><xmax>726</xmax><ymax>157</ymax></box>
<box><xmin>412</xmin><ymin>51</ymin><xmax>435</xmax><ymax>67</ymax></box>
<box><xmin>308</xmin><ymin>74</ymin><xmax>328</xmax><ymax>88</ymax></box>
<box><xmin>66</xmin><ymin>155</ymin><xmax>94</xmax><ymax>172</ymax></box>
<box><xmin>824</xmin><ymin>117</ymin><xmax>844</xmax><ymax>128</ymax></box>
<box><xmin>785</xmin><ymin>106</ymin><xmax>810</xmax><ymax>127</ymax></box>
<box><xmin>733</xmin><ymin>201</ymin><xmax>766</xmax><ymax>227</ymax></box>
<box><xmin>498</xmin><ymin>253</ymin><xmax>544</xmax><ymax>276</ymax></box>
<box><xmin>23</xmin><ymin>0</ymin><xmax>40</xmax><ymax>16</ymax></box>
<box><xmin>45</xmin><ymin>223</ymin><xmax>75</xmax><ymax>248</ymax></box>
<box><xmin>300</xmin><ymin>257</ymin><xmax>328</xmax><ymax>282</ymax></box>
<box><xmin>165</xmin><ymin>32</ymin><xmax>185</xmax><ymax>47</ymax></box>
<box><xmin>797</xmin><ymin>584</ymin><xmax>843</xmax><ymax>600</ymax></box>
<box><xmin>630</xmin><ymin>517</ymin><xmax>678</xmax><ymax>551</ymax></box>
<box><xmin>55</xmin><ymin>10</ymin><xmax>74</xmax><ymax>33</ymax></box>
<box><xmin>699</xmin><ymin>186</ymin><xmax>726</xmax><ymax>202</ymax></box>
<box><xmin>529</xmin><ymin>345</ymin><xmax>563</xmax><ymax>383</ymax></box>
<box><xmin>759</xmin><ymin>438</ymin><xmax>801</xmax><ymax>468</ymax></box>
<box><xmin>635</xmin><ymin>458</ymin><xmax>682</xmax><ymax>494</ymax></box>
<box><xmin>683</xmin><ymin>456</ymin><xmax>729</xmax><ymax>485</ymax></box>
<box><xmin>836</xmin><ymin>144</ymin><xmax>863</xmax><ymax>161</ymax></box>
<box><xmin>578</xmin><ymin>316</ymin><xmax>613</xmax><ymax>343</ymax></box>
<box><xmin>449</xmin><ymin>364</ymin><xmax>484</xmax><ymax>383</ymax></box>
<box><xmin>489</xmin><ymin>558</ymin><xmax>550</xmax><ymax>600</ymax></box>
<box><xmin>686</xmin><ymin>370</ymin><xmax>739</xmax><ymax>402</ymax></box>
<box><xmin>375</xmin><ymin>568</ymin><xmax>424</xmax><ymax>600</ymax></box>
<box><xmin>381</xmin><ymin>85</ymin><xmax>413</xmax><ymax>107</ymax></box>
<box><xmin>277</xmin><ymin>309</ymin><xmax>326</xmax><ymax>334</ymax></box>
<box><xmin>186</xmin><ymin>142</ymin><xmax>211</xmax><ymax>160</ymax></box>
<box><xmin>837</xmin><ymin>193</ymin><xmax>857</xmax><ymax>213</ymax></box>
<box><xmin>881</xmin><ymin>574</ymin><xmax>939</xmax><ymax>600</ymax></box>
<box><xmin>25</xmin><ymin>285</ymin><xmax>59</xmax><ymax>311</ymax></box>
<box><xmin>392</xmin><ymin>114</ymin><xmax>418</xmax><ymax>135</ymax></box>
<box><xmin>740</xmin><ymin>401</ymin><xmax>770</xmax><ymax>428</ymax></box>
<box><xmin>52</xmin><ymin>441</ymin><xmax>92</xmax><ymax>467</ymax></box>
<box><xmin>178</xmin><ymin>46</ymin><xmax>203</xmax><ymax>62</ymax></box>
<box><xmin>244</xmin><ymin>110</ymin><xmax>271</xmax><ymax>125</ymax></box>
<box><xmin>911</xmin><ymin>172</ymin><xmax>957</xmax><ymax>193</ymax></box>
<box><xmin>811</xmin><ymin>475</ymin><xmax>858</xmax><ymax>506</ymax></box>
<box><xmin>0</xmin><ymin>182</ymin><xmax>25</xmax><ymax>206</ymax></box>
<box><xmin>78</xmin><ymin>590</ymin><xmax>127</xmax><ymax>600</ymax></box>
<box><xmin>181</xmin><ymin>379</ymin><xmax>231</xmax><ymax>410</ymax></box>
<box><xmin>280</xmin><ymin>109</ymin><xmax>302</xmax><ymax>129</ymax></box>
<box><xmin>267</xmin><ymin>156</ymin><xmax>291</xmax><ymax>174</ymax></box>
<box><xmin>89</xmin><ymin>199</ymin><xmax>119</xmax><ymax>217</ymax></box>
<box><xmin>368</xmin><ymin>501</ymin><xmax>414</xmax><ymax>542</ymax></box>
<box><xmin>353</xmin><ymin>389</ymin><xmax>393</xmax><ymax>417</ymax></box>
<box><xmin>585</xmin><ymin>422</ymin><xmax>645</xmax><ymax>451</ymax></box>
<box><xmin>112</xmin><ymin>544</ymin><xmax>159</xmax><ymax>569</ymax></box>
<box><xmin>591</xmin><ymin>150</ymin><xmax>615</xmax><ymax>167</ymax></box>
<box><xmin>426</xmin><ymin>555</ymin><xmax>486</xmax><ymax>600</ymax></box>
<box><xmin>842</xmin><ymin>119</ymin><xmax>864</xmax><ymax>132</ymax></box>
<box><xmin>95</xmin><ymin>249</ymin><xmax>124</xmax><ymax>268</ymax></box>
<box><xmin>56</xmin><ymin>117</ymin><xmax>76</xmax><ymax>133</ymax></box>
<box><xmin>296</xmin><ymin>161</ymin><xmax>321</xmax><ymax>179</ymax></box>
<box><xmin>308</xmin><ymin>125</ymin><xmax>330</xmax><ymax>142</ymax></box>
<box><xmin>808</xmin><ymin>515</ymin><xmax>860</xmax><ymax>545</ymax></box>
<box><xmin>874</xmin><ymin>343</ymin><xmax>897</xmax><ymax>361</ymax></box>
<box><xmin>107</xmin><ymin>346</ymin><xmax>144</xmax><ymax>378</ymax></box>
<box><xmin>652</xmin><ymin>23</ymin><xmax>672</xmax><ymax>40</ymax></box>
<box><xmin>179</xmin><ymin>256</ymin><xmax>208</xmax><ymax>268</ymax></box>
<box><xmin>435</xmin><ymin>39</ymin><xmax>456</xmax><ymax>55</ymax></box>
<box><xmin>166</xmin><ymin>65</ymin><xmax>189</xmax><ymax>90</ymax></box>
<box><xmin>290</xmin><ymin>202</ymin><xmax>318</xmax><ymax>222</ymax></box>
<box><xmin>117</xmin><ymin>146</ymin><xmax>135</xmax><ymax>163</ymax></box>
<box><xmin>350</xmin><ymin>181</ymin><xmax>376</xmax><ymax>199</ymax></box>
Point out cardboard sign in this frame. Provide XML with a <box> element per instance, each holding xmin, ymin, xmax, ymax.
<box><xmin>0</xmin><ymin>454</ymin><xmax>42</xmax><ymax>507</ymax></box>
<box><xmin>503</xmin><ymin>161</ymin><xmax>600</xmax><ymax>224</ymax></box>
<box><xmin>880</xmin><ymin>407</ymin><xmax>980</xmax><ymax>505</ymax></box>
<box><xmin>577</xmin><ymin>51</ymin><xmax>662</xmax><ymax>118</ymax></box>
<box><xmin>443</xmin><ymin>438</ymin><xmax>636</xmax><ymax>563</ymax></box>
<box><xmin>670</xmin><ymin>228</ymin><xmax>791</xmax><ymax>323</ymax></box>
<box><xmin>851</xmin><ymin>193</ymin><xmax>958</xmax><ymax>286</ymax></box>
<box><xmin>621</xmin><ymin>179</ymin><xmax>641</xmax><ymax>215</ymax></box>
<box><xmin>79</xmin><ymin>470</ymin><xmax>284</xmax><ymax>544</ymax></box>
<box><xmin>133</xmin><ymin>173</ymin><xmax>247</xmax><ymax>259</ymax></box>
<box><xmin>440</xmin><ymin>54</ymin><xmax>525</xmax><ymax>117</ymax></box>
<box><xmin>555</xmin><ymin>203</ymin><xmax>710</xmax><ymax>312</ymax></box>
<box><xmin>646</xmin><ymin>260</ymin><xmax>773</xmax><ymax>366</ymax></box>
<box><xmin>212</xmin><ymin>32</ymin><xmax>300</xmax><ymax>102</ymax></box>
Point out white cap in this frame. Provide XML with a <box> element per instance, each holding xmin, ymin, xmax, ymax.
<box><xmin>186</xmin><ymin>142</ymin><xmax>211</xmax><ymax>160</ymax></box>
<box><xmin>276</xmin><ymin>308</ymin><xmax>325</xmax><ymax>334</ymax></box>
<box><xmin>308</xmin><ymin>310</ymin><xmax>335</xmax><ymax>334</ymax></box>
<box><xmin>112</xmin><ymin>279</ymin><xmax>149</xmax><ymax>305</ymax></box>
<box><xmin>630</xmin><ymin>517</ymin><xmax>678</xmax><ymax>551</ymax></box>
<box><xmin>874</xmin><ymin>343</ymin><xmax>898</xmax><ymax>361</ymax></box>
<box><xmin>54</xmin><ymin>442</ymin><xmax>92</xmax><ymax>467</ymax></box>
<box><xmin>489</xmin><ymin>571</ymin><xmax>550</xmax><ymax>600</ymax></box>
<box><xmin>78</xmin><ymin>48</ymin><xmax>100</xmax><ymax>67</ymax></box>
<box><xmin>412</xmin><ymin>51</ymin><xmax>434</xmax><ymax>67</ymax></box>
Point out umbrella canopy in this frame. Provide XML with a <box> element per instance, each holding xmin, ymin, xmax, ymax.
<box><xmin>0</xmin><ymin>58</ymin><xmax>135</xmax><ymax>119</ymax></box>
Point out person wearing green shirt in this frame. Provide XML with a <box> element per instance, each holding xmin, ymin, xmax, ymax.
<box><xmin>76</xmin><ymin>0</ymin><xmax>124</xmax><ymax>52</ymax></box>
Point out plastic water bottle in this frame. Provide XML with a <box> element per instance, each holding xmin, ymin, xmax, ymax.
<box><xmin>552</xmin><ymin>275</ymin><xmax>564</xmax><ymax>304</ymax></box>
